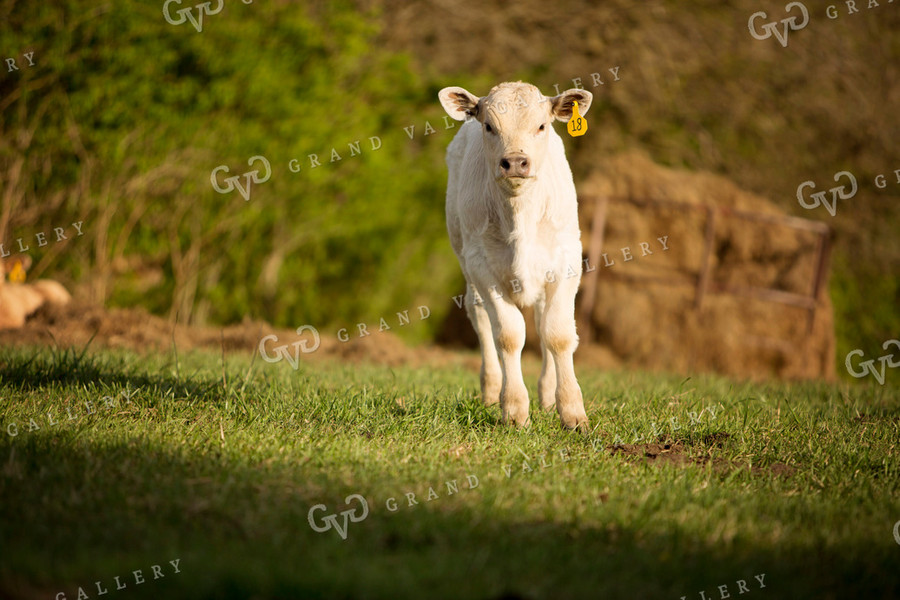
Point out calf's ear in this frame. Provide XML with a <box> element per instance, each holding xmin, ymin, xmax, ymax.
<box><xmin>439</xmin><ymin>87</ymin><xmax>481</xmax><ymax>121</ymax></box>
<box><xmin>549</xmin><ymin>89</ymin><xmax>593</xmax><ymax>122</ymax></box>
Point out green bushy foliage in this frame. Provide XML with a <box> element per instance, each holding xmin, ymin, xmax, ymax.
<box><xmin>0</xmin><ymin>0</ymin><xmax>459</xmax><ymax>341</ymax></box>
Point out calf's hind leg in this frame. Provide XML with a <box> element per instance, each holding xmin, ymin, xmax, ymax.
<box><xmin>535</xmin><ymin>299</ymin><xmax>558</xmax><ymax>411</ymax></box>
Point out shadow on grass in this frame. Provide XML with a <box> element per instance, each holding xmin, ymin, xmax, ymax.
<box><xmin>0</xmin><ymin>346</ymin><xmax>227</xmax><ymax>404</ymax></box>
<box><xmin>0</xmin><ymin>430</ymin><xmax>897</xmax><ymax>600</ymax></box>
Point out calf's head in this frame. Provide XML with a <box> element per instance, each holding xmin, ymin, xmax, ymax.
<box><xmin>439</xmin><ymin>81</ymin><xmax>592</xmax><ymax>195</ymax></box>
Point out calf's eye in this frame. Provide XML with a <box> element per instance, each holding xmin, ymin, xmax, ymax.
<box><xmin>485</xmin><ymin>123</ymin><xmax>493</xmax><ymax>133</ymax></box>
<box><xmin>539</xmin><ymin>124</ymin><xmax>546</xmax><ymax>132</ymax></box>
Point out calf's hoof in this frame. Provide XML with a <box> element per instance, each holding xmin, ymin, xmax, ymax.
<box><xmin>538</xmin><ymin>393</ymin><xmax>556</xmax><ymax>412</ymax></box>
<box><xmin>501</xmin><ymin>403</ymin><xmax>531</xmax><ymax>428</ymax></box>
<box><xmin>481</xmin><ymin>392</ymin><xmax>500</xmax><ymax>407</ymax></box>
<box><xmin>502</xmin><ymin>413</ymin><xmax>531</xmax><ymax>428</ymax></box>
<box><xmin>480</xmin><ymin>373</ymin><xmax>501</xmax><ymax>406</ymax></box>
<box><xmin>559</xmin><ymin>411</ymin><xmax>589</xmax><ymax>432</ymax></box>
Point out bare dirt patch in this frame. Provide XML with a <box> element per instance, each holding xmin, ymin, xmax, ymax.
<box><xmin>608</xmin><ymin>434</ymin><xmax>797</xmax><ymax>478</ymax></box>
<box><xmin>0</xmin><ymin>301</ymin><xmax>474</xmax><ymax>371</ymax></box>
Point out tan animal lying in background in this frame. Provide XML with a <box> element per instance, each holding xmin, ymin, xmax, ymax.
<box><xmin>0</xmin><ymin>256</ymin><xmax>71</xmax><ymax>330</ymax></box>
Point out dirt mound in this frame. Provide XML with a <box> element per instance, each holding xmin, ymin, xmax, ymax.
<box><xmin>576</xmin><ymin>151</ymin><xmax>835</xmax><ymax>380</ymax></box>
<box><xmin>0</xmin><ymin>301</ymin><xmax>467</xmax><ymax>370</ymax></box>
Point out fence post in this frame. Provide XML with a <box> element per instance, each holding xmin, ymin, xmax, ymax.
<box><xmin>695</xmin><ymin>206</ymin><xmax>716</xmax><ymax>309</ymax></box>
<box><xmin>578</xmin><ymin>195</ymin><xmax>608</xmax><ymax>344</ymax></box>
<box><xmin>807</xmin><ymin>227</ymin><xmax>832</xmax><ymax>333</ymax></box>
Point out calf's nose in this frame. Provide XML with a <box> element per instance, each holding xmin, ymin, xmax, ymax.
<box><xmin>499</xmin><ymin>153</ymin><xmax>530</xmax><ymax>177</ymax></box>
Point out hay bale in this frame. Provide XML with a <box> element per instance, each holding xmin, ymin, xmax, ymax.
<box><xmin>575</xmin><ymin>151</ymin><xmax>835</xmax><ymax>381</ymax></box>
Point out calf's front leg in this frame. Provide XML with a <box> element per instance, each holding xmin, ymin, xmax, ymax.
<box><xmin>477</xmin><ymin>284</ymin><xmax>530</xmax><ymax>427</ymax></box>
<box><xmin>540</xmin><ymin>277</ymin><xmax>588</xmax><ymax>430</ymax></box>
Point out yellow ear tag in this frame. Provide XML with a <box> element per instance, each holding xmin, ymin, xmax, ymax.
<box><xmin>566</xmin><ymin>100</ymin><xmax>588</xmax><ymax>137</ymax></box>
<box><xmin>8</xmin><ymin>262</ymin><xmax>26</xmax><ymax>283</ymax></box>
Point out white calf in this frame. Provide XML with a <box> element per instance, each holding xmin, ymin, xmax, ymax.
<box><xmin>439</xmin><ymin>81</ymin><xmax>592</xmax><ymax>430</ymax></box>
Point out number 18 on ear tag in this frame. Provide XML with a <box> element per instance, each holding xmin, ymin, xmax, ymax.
<box><xmin>567</xmin><ymin>100</ymin><xmax>588</xmax><ymax>137</ymax></box>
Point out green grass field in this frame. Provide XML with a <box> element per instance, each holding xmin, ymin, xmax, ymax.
<box><xmin>1</xmin><ymin>345</ymin><xmax>898</xmax><ymax>599</ymax></box>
